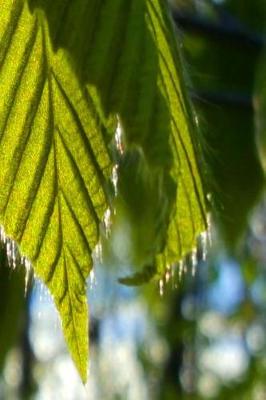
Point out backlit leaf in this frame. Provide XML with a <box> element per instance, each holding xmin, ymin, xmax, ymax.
<box><xmin>0</xmin><ymin>1</ymin><xmax>111</xmax><ymax>381</ymax></box>
<box><xmin>146</xmin><ymin>0</ymin><xmax>207</xmax><ymax>269</ymax></box>
<box><xmin>29</xmin><ymin>0</ymin><xmax>207</xmax><ymax>273</ymax></box>
<box><xmin>0</xmin><ymin>0</ymin><xmax>207</xmax><ymax>379</ymax></box>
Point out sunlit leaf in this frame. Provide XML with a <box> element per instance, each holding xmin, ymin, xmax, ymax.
<box><xmin>29</xmin><ymin>0</ymin><xmax>207</xmax><ymax>275</ymax></box>
<box><xmin>0</xmin><ymin>1</ymin><xmax>111</xmax><ymax>381</ymax></box>
<box><xmin>146</xmin><ymin>0</ymin><xmax>207</xmax><ymax>269</ymax></box>
<box><xmin>0</xmin><ymin>0</ymin><xmax>208</xmax><ymax>380</ymax></box>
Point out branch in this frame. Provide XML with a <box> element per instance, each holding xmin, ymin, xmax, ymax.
<box><xmin>190</xmin><ymin>89</ymin><xmax>252</xmax><ymax>110</ymax></box>
<box><xmin>172</xmin><ymin>10</ymin><xmax>266</xmax><ymax>51</ymax></box>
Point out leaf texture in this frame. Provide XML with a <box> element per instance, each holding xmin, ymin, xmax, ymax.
<box><xmin>29</xmin><ymin>0</ymin><xmax>207</xmax><ymax>268</ymax></box>
<box><xmin>0</xmin><ymin>1</ymin><xmax>111</xmax><ymax>381</ymax></box>
<box><xmin>146</xmin><ymin>0</ymin><xmax>207</xmax><ymax>269</ymax></box>
<box><xmin>0</xmin><ymin>0</ymin><xmax>207</xmax><ymax>380</ymax></box>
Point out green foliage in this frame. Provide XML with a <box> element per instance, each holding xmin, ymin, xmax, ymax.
<box><xmin>226</xmin><ymin>0</ymin><xmax>266</xmax><ymax>34</ymax></box>
<box><xmin>183</xmin><ymin>8</ymin><xmax>264</xmax><ymax>246</ymax></box>
<box><xmin>0</xmin><ymin>0</ymin><xmax>207</xmax><ymax>380</ymax></box>
<box><xmin>0</xmin><ymin>1</ymin><xmax>111</xmax><ymax>381</ymax></box>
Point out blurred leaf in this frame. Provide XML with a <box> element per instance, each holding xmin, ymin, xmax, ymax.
<box><xmin>184</xmin><ymin>21</ymin><xmax>264</xmax><ymax>246</ymax></box>
<box><xmin>242</xmin><ymin>258</ymin><xmax>258</xmax><ymax>285</ymax></box>
<box><xmin>109</xmin><ymin>149</ymin><xmax>176</xmax><ymax>276</ymax></box>
<box><xmin>225</xmin><ymin>0</ymin><xmax>266</xmax><ymax>34</ymax></box>
<box><xmin>199</xmin><ymin>104</ymin><xmax>263</xmax><ymax>245</ymax></box>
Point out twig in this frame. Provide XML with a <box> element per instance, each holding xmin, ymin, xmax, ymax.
<box><xmin>172</xmin><ymin>10</ymin><xmax>266</xmax><ymax>51</ymax></box>
<box><xmin>190</xmin><ymin>89</ymin><xmax>253</xmax><ymax>110</ymax></box>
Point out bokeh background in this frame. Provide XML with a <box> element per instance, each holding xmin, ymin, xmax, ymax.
<box><xmin>1</xmin><ymin>0</ymin><xmax>266</xmax><ymax>398</ymax></box>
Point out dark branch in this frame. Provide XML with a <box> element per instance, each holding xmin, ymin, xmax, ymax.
<box><xmin>172</xmin><ymin>11</ymin><xmax>266</xmax><ymax>51</ymax></box>
<box><xmin>190</xmin><ymin>89</ymin><xmax>253</xmax><ymax>110</ymax></box>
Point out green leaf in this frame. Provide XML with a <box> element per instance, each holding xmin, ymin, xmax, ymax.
<box><xmin>28</xmin><ymin>0</ymin><xmax>207</xmax><ymax>273</ymax></box>
<box><xmin>0</xmin><ymin>1</ymin><xmax>111</xmax><ymax>381</ymax></box>
<box><xmin>0</xmin><ymin>0</ymin><xmax>207</xmax><ymax>380</ymax></box>
<box><xmin>146</xmin><ymin>0</ymin><xmax>207</xmax><ymax>269</ymax></box>
<box><xmin>183</xmin><ymin>11</ymin><xmax>264</xmax><ymax>246</ymax></box>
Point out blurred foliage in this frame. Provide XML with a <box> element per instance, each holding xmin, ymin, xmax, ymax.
<box><xmin>226</xmin><ymin>0</ymin><xmax>266</xmax><ymax>34</ymax></box>
<box><xmin>147</xmin><ymin>0</ymin><xmax>266</xmax><ymax>398</ymax></box>
<box><xmin>182</xmin><ymin>0</ymin><xmax>265</xmax><ymax>247</ymax></box>
<box><xmin>138</xmin><ymin>0</ymin><xmax>266</xmax><ymax>398</ymax></box>
<box><xmin>197</xmin><ymin>104</ymin><xmax>263</xmax><ymax>246</ymax></box>
<box><xmin>255</xmin><ymin>52</ymin><xmax>266</xmax><ymax>172</ymax></box>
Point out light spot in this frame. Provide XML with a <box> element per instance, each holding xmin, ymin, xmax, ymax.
<box><xmin>159</xmin><ymin>279</ymin><xmax>164</xmax><ymax>296</ymax></box>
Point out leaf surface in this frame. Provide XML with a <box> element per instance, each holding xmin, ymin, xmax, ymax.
<box><xmin>0</xmin><ymin>1</ymin><xmax>111</xmax><ymax>381</ymax></box>
<box><xmin>146</xmin><ymin>0</ymin><xmax>207</xmax><ymax>269</ymax></box>
<box><xmin>0</xmin><ymin>0</ymin><xmax>207</xmax><ymax>379</ymax></box>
